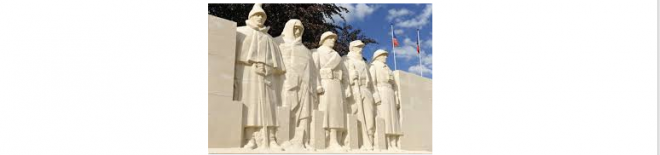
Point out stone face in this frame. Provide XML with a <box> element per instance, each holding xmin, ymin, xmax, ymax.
<box><xmin>374</xmin><ymin>117</ymin><xmax>386</xmax><ymax>150</ymax></box>
<box><xmin>394</xmin><ymin>70</ymin><xmax>432</xmax><ymax>152</ymax></box>
<box><xmin>347</xmin><ymin>114</ymin><xmax>359</xmax><ymax>149</ymax></box>
<box><xmin>311</xmin><ymin>110</ymin><xmax>326</xmax><ymax>149</ymax></box>
<box><xmin>277</xmin><ymin>106</ymin><xmax>290</xmax><ymax>144</ymax></box>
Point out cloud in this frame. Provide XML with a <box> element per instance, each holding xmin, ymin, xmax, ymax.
<box><xmin>387</xmin><ymin>35</ymin><xmax>432</xmax><ymax>76</ymax></box>
<box><xmin>394</xmin><ymin>4</ymin><xmax>432</xmax><ymax>28</ymax></box>
<box><xmin>329</xmin><ymin>4</ymin><xmax>380</xmax><ymax>23</ymax></box>
<box><xmin>408</xmin><ymin>64</ymin><xmax>431</xmax><ymax>76</ymax></box>
<box><xmin>422</xmin><ymin>53</ymin><xmax>432</xmax><ymax>66</ymax></box>
<box><xmin>424</xmin><ymin>38</ymin><xmax>432</xmax><ymax>49</ymax></box>
<box><xmin>394</xmin><ymin>29</ymin><xmax>404</xmax><ymax>35</ymax></box>
<box><xmin>392</xmin><ymin>37</ymin><xmax>419</xmax><ymax>60</ymax></box>
<box><xmin>387</xmin><ymin>8</ymin><xmax>412</xmax><ymax>21</ymax></box>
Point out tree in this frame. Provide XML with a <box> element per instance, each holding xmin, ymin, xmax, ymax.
<box><xmin>335</xmin><ymin>23</ymin><xmax>377</xmax><ymax>56</ymax></box>
<box><xmin>208</xmin><ymin>3</ymin><xmax>377</xmax><ymax>55</ymax></box>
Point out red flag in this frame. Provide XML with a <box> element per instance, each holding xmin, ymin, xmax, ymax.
<box><xmin>392</xmin><ymin>30</ymin><xmax>400</xmax><ymax>47</ymax></box>
<box><xmin>416</xmin><ymin>29</ymin><xmax>421</xmax><ymax>54</ymax></box>
<box><xmin>416</xmin><ymin>37</ymin><xmax>420</xmax><ymax>54</ymax></box>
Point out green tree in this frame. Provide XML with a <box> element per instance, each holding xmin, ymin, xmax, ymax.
<box><xmin>208</xmin><ymin>3</ymin><xmax>377</xmax><ymax>55</ymax></box>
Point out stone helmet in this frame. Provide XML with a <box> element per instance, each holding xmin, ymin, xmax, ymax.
<box><xmin>248</xmin><ymin>3</ymin><xmax>266</xmax><ymax>18</ymax></box>
<box><xmin>349</xmin><ymin>40</ymin><xmax>365</xmax><ymax>48</ymax></box>
<box><xmin>319</xmin><ymin>31</ymin><xmax>337</xmax><ymax>45</ymax></box>
<box><xmin>372</xmin><ymin>49</ymin><xmax>389</xmax><ymax>60</ymax></box>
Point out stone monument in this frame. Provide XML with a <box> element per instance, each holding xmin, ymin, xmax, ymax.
<box><xmin>208</xmin><ymin>3</ymin><xmax>432</xmax><ymax>153</ymax></box>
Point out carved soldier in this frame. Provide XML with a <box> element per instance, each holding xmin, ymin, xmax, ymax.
<box><xmin>274</xmin><ymin>19</ymin><xmax>320</xmax><ymax>151</ymax></box>
<box><xmin>234</xmin><ymin>3</ymin><xmax>285</xmax><ymax>150</ymax></box>
<box><xmin>312</xmin><ymin>31</ymin><xmax>350</xmax><ymax>151</ymax></box>
<box><xmin>342</xmin><ymin>40</ymin><xmax>377</xmax><ymax>150</ymax></box>
<box><xmin>370</xmin><ymin>50</ymin><xmax>402</xmax><ymax>151</ymax></box>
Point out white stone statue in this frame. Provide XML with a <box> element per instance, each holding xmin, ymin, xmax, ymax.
<box><xmin>342</xmin><ymin>40</ymin><xmax>377</xmax><ymax>150</ymax></box>
<box><xmin>369</xmin><ymin>50</ymin><xmax>402</xmax><ymax>151</ymax></box>
<box><xmin>312</xmin><ymin>31</ymin><xmax>350</xmax><ymax>151</ymax></box>
<box><xmin>234</xmin><ymin>3</ymin><xmax>286</xmax><ymax>150</ymax></box>
<box><xmin>274</xmin><ymin>19</ymin><xmax>319</xmax><ymax>151</ymax></box>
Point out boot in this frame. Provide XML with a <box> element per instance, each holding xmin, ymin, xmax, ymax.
<box><xmin>242</xmin><ymin>127</ymin><xmax>257</xmax><ymax>150</ymax></box>
<box><xmin>268</xmin><ymin>127</ymin><xmax>283</xmax><ymax>151</ymax></box>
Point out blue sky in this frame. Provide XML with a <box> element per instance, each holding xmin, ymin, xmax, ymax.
<box><xmin>327</xmin><ymin>3</ymin><xmax>433</xmax><ymax>79</ymax></box>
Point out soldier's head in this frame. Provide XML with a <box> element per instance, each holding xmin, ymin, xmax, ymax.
<box><xmin>349</xmin><ymin>40</ymin><xmax>365</xmax><ymax>54</ymax></box>
<box><xmin>319</xmin><ymin>31</ymin><xmax>337</xmax><ymax>48</ymax></box>
<box><xmin>372</xmin><ymin>49</ymin><xmax>389</xmax><ymax>63</ymax></box>
<box><xmin>248</xmin><ymin>3</ymin><xmax>267</xmax><ymax>27</ymax></box>
<box><xmin>281</xmin><ymin>19</ymin><xmax>304</xmax><ymax>41</ymax></box>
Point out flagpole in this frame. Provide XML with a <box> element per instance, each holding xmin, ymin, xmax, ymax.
<box><xmin>391</xmin><ymin>24</ymin><xmax>398</xmax><ymax>71</ymax></box>
<box><xmin>417</xmin><ymin>28</ymin><xmax>423</xmax><ymax>77</ymax></box>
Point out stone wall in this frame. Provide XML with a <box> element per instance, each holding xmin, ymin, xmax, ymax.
<box><xmin>208</xmin><ymin>15</ymin><xmax>243</xmax><ymax>149</ymax></box>
<box><xmin>394</xmin><ymin>70</ymin><xmax>432</xmax><ymax>151</ymax></box>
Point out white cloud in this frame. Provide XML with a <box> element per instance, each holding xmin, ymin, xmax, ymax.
<box><xmin>394</xmin><ymin>29</ymin><xmax>404</xmax><ymax>35</ymax></box>
<box><xmin>387</xmin><ymin>35</ymin><xmax>432</xmax><ymax>77</ymax></box>
<box><xmin>394</xmin><ymin>4</ymin><xmax>432</xmax><ymax>28</ymax></box>
<box><xmin>422</xmin><ymin>53</ymin><xmax>432</xmax><ymax>66</ymax></box>
<box><xmin>408</xmin><ymin>64</ymin><xmax>431</xmax><ymax>77</ymax></box>
<box><xmin>392</xmin><ymin>37</ymin><xmax>419</xmax><ymax>60</ymax></box>
<box><xmin>329</xmin><ymin>4</ymin><xmax>379</xmax><ymax>23</ymax></box>
<box><xmin>424</xmin><ymin>38</ymin><xmax>432</xmax><ymax>49</ymax></box>
<box><xmin>387</xmin><ymin>8</ymin><xmax>412</xmax><ymax>21</ymax></box>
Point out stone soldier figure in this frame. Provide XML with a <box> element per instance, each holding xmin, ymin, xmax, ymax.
<box><xmin>274</xmin><ymin>19</ymin><xmax>320</xmax><ymax>151</ymax></box>
<box><xmin>342</xmin><ymin>40</ymin><xmax>378</xmax><ymax>150</ymax></box>
<box><xmin>234</xmin><ymin>3</ymin><xmax>285</xmax><ymax>150</ymax></box>
<box><xmin>312</xmin><ymin>31</ymin><xmax>350</xmax><ymax>151</ymax></box>
<box><xmin>370</xmin><ymin>50</ymin><xmax>402</xmax><ymax>151</ymax></box>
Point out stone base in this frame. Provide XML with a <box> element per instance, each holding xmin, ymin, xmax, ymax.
<box><xmin>277</xmin><ymin>106</ymin><xmax>290</xmax><ymax>144</ymax></box>
<box><xmin>374</xmin><ymin>117</ymin><xmax>386</xmax><ymax>150</ymax></box>
<box><xmin>347</xmin><ymin>114</ymin><xmax>359</xmax><ymax>149</ymax></box>
<box><xmin>208</xmin><ymin>100</ymin><xmax>243</xmax><ymax>148</ymax></box>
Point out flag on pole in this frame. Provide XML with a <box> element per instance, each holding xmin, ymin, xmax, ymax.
<box><xmin>416</xmin><ymin>30</ymin><xmax>420</xmax><ymax>54</ymax></box>
<box><xmin>417</xmin><ymin>28</ymin><xmax>423</xmax><ymax>76</ymax></box>
<box><xmin>392</xmin><ymin>30</ymin><xmax>400</xmax><ymax>47</ymax></box>
<box><xmin>391</xmin><ymin>24</ymin><xmax>398</xmax><ymax>70</ymax></box>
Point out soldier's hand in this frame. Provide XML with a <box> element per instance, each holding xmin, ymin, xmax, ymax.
<box><xmin>317</xmin><ymin>86</ymin><xmax>324</xmax><ymax>94</ymax></box>
<box><xmin>254</xmin><ymin>63</ymin><xmax>266</xmax><ymax>75</ymax></box>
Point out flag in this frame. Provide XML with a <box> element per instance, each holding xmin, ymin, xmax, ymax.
<box><xmin>392</xmin><ymin>29</ymin><xmax>400</xmax><ymax>47</ymax></box>
<box><xmin>416</xmin><ymin>33</ymin><xmax>420</xmax><ymax>54</ymax></box>
<box><xmin>416</xmin><ymin>29</ymin><xmax>421</xmax><ymax>54</ymax></box>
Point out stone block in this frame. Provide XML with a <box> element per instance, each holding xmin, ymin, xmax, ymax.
<box><xmin>347</xmin><ymin>114</ymin><xmax>359</xmax><ymax>149</ymax></box>
<box><xmin>208</xmin><ymin>98</ymin><xmax>243</xmax><ymax>148</ymax></box>
<box><xmin>374</xmin><ymin>117</ymin><xmax>386</xmax><ymax>150</ymax></box>
<box><xmin>208</xmin><ymin>15</ymin><xmax>236</xmax><ymax>100</ymax></box>
<box><xmin>311</xmin><ymin>110</ymin><xmax>325</xmax><ymax>149</ymax></box>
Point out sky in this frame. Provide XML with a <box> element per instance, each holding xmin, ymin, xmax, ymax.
<box><xmin>327</xmin><ymin>3</ymin><xmax>433</xmax><ymax>79</ymax></box>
